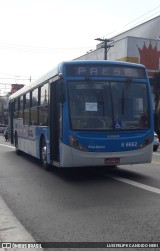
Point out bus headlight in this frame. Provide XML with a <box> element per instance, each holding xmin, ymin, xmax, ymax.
<box><xmin>139</xmin><ymin>135</ymin><xmax>151</xmax><ymax>149</ymax></box>
<box><xmin>70</xmin><ymin>136</ymin><xmax>88</xmax><ymax>151</ymax></box>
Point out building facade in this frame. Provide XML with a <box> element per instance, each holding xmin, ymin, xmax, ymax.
<box><xmin>0</xmin><ymin>84</ymin><xmax>24</xmax><ymax>124</ymax></box>
<box><xmin>76</xmin><ymin>16</ymin><xmax>160</xmax><ymax>78</ymax></box>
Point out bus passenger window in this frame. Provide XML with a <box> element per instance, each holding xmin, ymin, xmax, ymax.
<box><xmin>39</xmin><ymin>105</ymin><xmax>48</xmax><ymax>126</ymax></box>
<box><xmin>24</xmin><ymin>109</ymin><xmax>30</xmax><ymax>125</ymax></box>
<box><xmin>31</xmin><ymin>107</ymin><xmax>38</xmax><ymax>125</ymax></box>
<box><xmin>14</xmin><ymin>99</ymin><xmax>19</xmax><ymax>118</ymax></box>
<box><xmin>40</xmin><ymin>84</ymin><xmax>48</xmax><ymax>105</ymax></box>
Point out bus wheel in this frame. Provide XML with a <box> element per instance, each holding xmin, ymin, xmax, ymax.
<box><xmin>15</xmin><ymin>135</ymin><xmax>21</xmax><ymax>155</ymax></box>
<box><xmin>40</xmin><ymin>138</ymin><xmax>51</xmax><ymax>171</ymax></box>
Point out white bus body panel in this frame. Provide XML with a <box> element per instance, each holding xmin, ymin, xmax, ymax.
<box><xmin>18</xmin><ymin>137</ymin><xmax>37</xmax><ymax>157</ymax></box>
<box><xmin>60</xmin><ymin>142</ymin><xmax>153</xmax><ymax>167</ymax></box>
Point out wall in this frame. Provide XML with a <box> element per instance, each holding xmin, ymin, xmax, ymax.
<box><xmin>113</xmin><ymin>16</ymin><xmax>160</xmax><ymax>41</ymax></box>
<box><xmin>76</xmin><ymin>15</ymin><xmax>160</xmax><ymax>76</ymax></box>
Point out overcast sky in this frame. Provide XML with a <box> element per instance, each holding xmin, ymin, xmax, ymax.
<box><xmin>0</xmin><ymin>0</ymin><xmax>160</xmax><ymax>93</ymax></box>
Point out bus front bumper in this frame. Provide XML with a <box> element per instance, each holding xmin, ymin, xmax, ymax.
<box><xmin>59</xmin><ymin>143</ymin><xmax>153</xmax><ymax>168</ymax></box>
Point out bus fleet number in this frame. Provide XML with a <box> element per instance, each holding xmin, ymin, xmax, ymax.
<box><xmin>121</xmin><ymin>142</ymin><xmax>138</xmax><ymax>147</ymax></box>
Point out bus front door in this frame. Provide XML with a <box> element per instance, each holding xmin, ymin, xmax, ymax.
<box><xmin>50</xmin><ymin>82</ymin><xmax>61</xmax><ymax>164</ymax></box>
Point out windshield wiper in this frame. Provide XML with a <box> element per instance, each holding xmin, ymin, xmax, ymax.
<box><xmin>121</xmin><ymin>82</ymin><xmax>131</xmax><ymax>115</ymax></box>
<box><xmin>85</xmin><ymin>77</ymin><xmax>104</xmax><ymax>106</ymax></box>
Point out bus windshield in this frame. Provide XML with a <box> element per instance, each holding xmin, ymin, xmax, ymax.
<box><xmin>68</xmin><ymin>81</ymin><xmax>150</xmax><ymax>131</ymax></box>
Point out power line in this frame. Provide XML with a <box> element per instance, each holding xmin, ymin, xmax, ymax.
<box><xmin>0</xmin><ymin>43</ymin><xmax>94</xmax><ymax>53</ymax></box>
<box><xmin>116</xmin><ymin>12</ymin><xmax>160</xmax><ymax>37</ymax></box>
<box><xmin>120</xmin><ymin>5</ymin><xmax>160</xmax><ymax>28</ymax></box>
<box><xmin>0</xmin><ymin>83</ymin><xmax>15</xmax><ymax>85</ymax></box>
<box><xmin>0</xmin><ymin>77</ymin><xmax>35</xmax><ymax>81</ymax></box>
<box><xmin>104</xmin><ymin>6</ymin><xmax>160</xmax><ymax>38</ymax></box>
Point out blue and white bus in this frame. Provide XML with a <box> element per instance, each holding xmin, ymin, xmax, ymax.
<box><xmin>8</xmin><ymin>60</ymin><xmax>154</xmax><ymax>170</ymax></box>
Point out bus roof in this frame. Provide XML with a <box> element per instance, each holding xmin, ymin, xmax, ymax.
<box><xmin>9</xmin><ymin>60</ymin><xmax>146</xmax><ymax>100</ymax></box>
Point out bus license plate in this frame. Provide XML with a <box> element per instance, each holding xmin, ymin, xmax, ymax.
<box><xmin>105</xmin><ymin>158</ymin><xmax>120</xmax><ymax>165</ymax></box>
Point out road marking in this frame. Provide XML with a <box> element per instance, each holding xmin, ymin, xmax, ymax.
<box><xmin>0</xmin><ymin>144</ymin><xmax>14</xmax><ymax>149</ymax></box>
<box><xmin>1</xmin><ymin>142</ymin><xmax>160</xmax><ymax>196</ymax></box>
<box><xmin>105</xmin><ymin>174</ymin><xmax>160</xmax><ymax>195</ymax></box>
<box><xmin>153</xmin><ymin>152</ymin><xmax>160</xmax><ymax>156</ymax></box>
<box><xmin>152</xmin><ymin>161</ymin><xmax>160</xmax><ymax>165</ymax></box>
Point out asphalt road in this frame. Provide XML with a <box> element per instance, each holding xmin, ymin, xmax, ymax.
<box><xmin>0</xmin><ymin>134</ymin><xmax>160</xmax><ymax>250</ymax></box>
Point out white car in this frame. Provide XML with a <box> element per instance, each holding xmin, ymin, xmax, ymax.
<box><xmin>153</xmin><ymin>132</ymin><xmax>159</xmax><ymax>151</ymax></box>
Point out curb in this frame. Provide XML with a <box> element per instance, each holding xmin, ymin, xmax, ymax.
<box><xmin>0</xmin><ymin>195</ymin><xmax>43</xmax><ymax>251</ymax></box>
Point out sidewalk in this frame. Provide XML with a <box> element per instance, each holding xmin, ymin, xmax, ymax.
<box><xmin>0</xmin><ymin>136</ymin><xmax>43</xmax><ymax>250</ymax></box>
<box><xmin>0</xmin><ymin>168</ymin><xmax>43</xmax><ymax>251</ymax></box>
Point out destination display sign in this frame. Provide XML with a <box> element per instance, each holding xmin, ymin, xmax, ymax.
<box><xmin>66</xmin><ymin>64</ymin><xmax>146</xmax><ymax>78</ymax></box>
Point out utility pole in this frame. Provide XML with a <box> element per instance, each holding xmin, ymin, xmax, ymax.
<box><xmin>95</xmin><ymin>38</ymin><xmax>114</xmax><ymax>60</ymax></box>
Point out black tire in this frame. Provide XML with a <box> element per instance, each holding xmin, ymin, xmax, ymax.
<box><xmin>153</xmin><ymin>145</ymin><xmax>158</xmax><ymax>151</ymax></box>
<box><xmin>111</xmin><ymin>165</ymin><xmax>117</xmax><ymax>168</ymax></box>
<box><xmin>40</xmin><ymin>137</ymin><xmax>51</xmax><ymax>171</ymax></box>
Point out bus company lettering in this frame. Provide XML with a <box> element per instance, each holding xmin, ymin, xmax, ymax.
<box><xmin>88</xmin><ymin>145</ymin><xmax>106</xmax><ymax>149</ymax></box>
<box><xmin>78</xmin><ymin>66</ymin><xmax>108</xmax><ymax>76</ymax></box>
<box><xmin>78</xmin><ymin>67</ymin><xmax>98</xmax><ymax>75</ymax></box>
<box><xmin>107</xmin><ymin>135</ymin><xmax>120</xmax><ymax>138</ymax></box>
<box><xmin>75</xmin><ymin>65</ymin><xmax>145</xmax><ymax>77</ymax></box>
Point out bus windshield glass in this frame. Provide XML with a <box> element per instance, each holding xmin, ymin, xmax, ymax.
<box><xmin>68</xmin><ymin>81</ymin><xmax>150</xmax><ymax>131</ymax></box>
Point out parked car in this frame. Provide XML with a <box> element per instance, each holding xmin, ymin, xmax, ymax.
<box><xmin>0</xmin><ymin>124</ymin><xmax>7</xmax><ymax>133</ymax></box>
<box><xmin>153</xmin><ymin>131</ymin><xmax>159</xmax><ymax>151</ymax></box>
